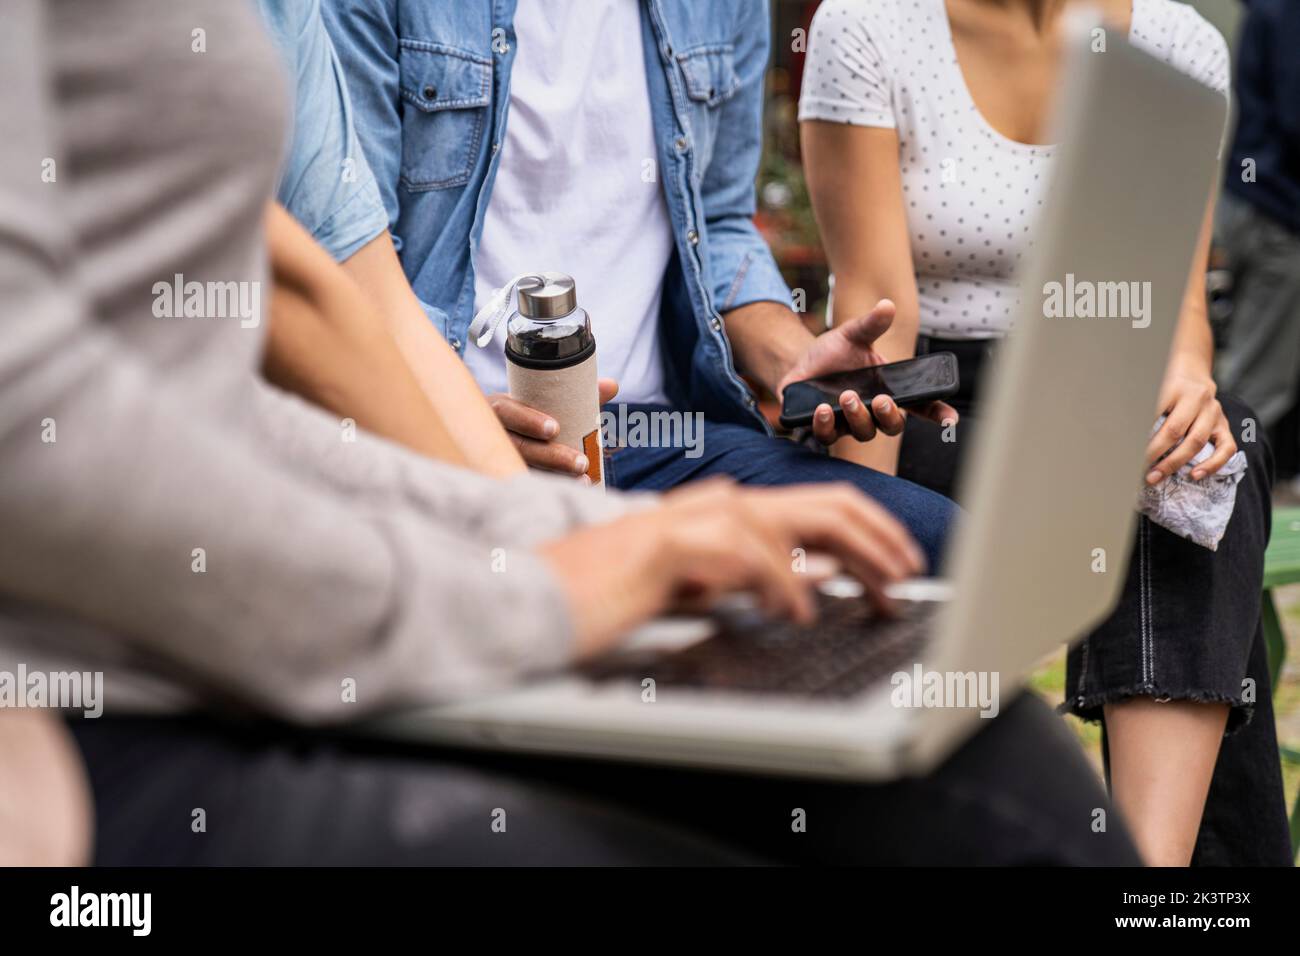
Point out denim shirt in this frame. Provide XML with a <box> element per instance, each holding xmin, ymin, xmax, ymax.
<box><xmin>321</xmin><ymin>0</ymin><xmax>791</xmax><ymax>430</ymax></box>
<box><xmin>257</xmin><ymin>0</ymin><xmax>390</xmax><ymax>262</ymax></box>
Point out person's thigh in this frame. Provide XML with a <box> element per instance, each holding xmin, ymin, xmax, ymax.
<box><xmin>70</xmin><ymin>694</ymin><xmax>1138</xmax><ymax>866</ymax></box>
<box><xmin>68</xmin><ymin>717</ymin><xmax>763</xmax><ymax>866</ymax></box>
<box><xmin>606</xmin><ymin>417</ymin><xmax>957</xmax><ymax>573</ymax></box>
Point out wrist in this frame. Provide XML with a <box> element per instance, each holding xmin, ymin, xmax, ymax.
<box><xmin>629</xmin><ymin>508</ymin><xmax>680</xmax><ymax>599</ymax></box>
<box><xmin>540</xmin><ymin>511</ymin><xmax>675</xmax><ymax>659</ymax></box>
<box><xmin>723</xmin><ymin>301</ymin><xmax>814</xmax><ymax>394</ymax></box>
<box><xmin>1166</xmin><ymin>346</ymin><xmax>1212</xmax><ymax>380</ymax></box>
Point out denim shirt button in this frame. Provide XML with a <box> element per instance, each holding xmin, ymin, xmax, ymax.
<box><xmin>710</xmin><ymin>318</ymin><xmax>721</xmax><ymax>332</ymax></box>
<box><xmin>422</xmin><ymin>85</ymin><xmax>437</xmax><ymax>101</ymax></box>
<box><xmin>492</xmin><ymin>142</ymin><xmax>500</xmax><ymax>154</ymax></box>
<box><xmin>686</xmin><ymin>229</ymin><xmax>699</xmax><ymax>246</ymax></box>
<box><xmin>449</xmin><ymin>338</ymin><xmax>461</xmax><ymax>351</ymax></box>
<box><xmin>674</xmin><ymin>136</ymin><xmax>689</xmax><ymax>152</ymax></box>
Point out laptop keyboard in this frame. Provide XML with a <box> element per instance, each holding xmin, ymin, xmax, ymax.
<box><xmin>578</xmin><ymin>593</ymin><xmax>939</xmax><ymax>700</ymax></box>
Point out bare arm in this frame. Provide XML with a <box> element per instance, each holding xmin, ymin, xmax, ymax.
<box><xmin>1144</xmin><ymin>196</ymin><xmax>1237</xmax><ymax>483</ymax></box>
<box><xmin>264</xmin><ymin>204</ymin><xmax>468</xmax><ymax>467</ymax></box>
<box><xmin>722</xmin><ymin>121</ymin><xmax>951</xmax><ymax>455</ymax></box>
<box><xmin>1167</xmin><ymin>198</ymin><xmax>1217</xmax><ymax>372</ymax></box>
<box><xmin>341</xmin><ymin>232</ymin><xmax>528</xmax><ymax>478</ymax></box>
<box><xmin>724</xmin><ymin>295</ymin><xmax>952</xmax><ymax>455</ymax></box>
<box><xmin>801</xmin><ymin>120</ymin><xmax>923</xmax><ymax>475</ymax></box>
<box><xmin>722</xmin><ymin>299</ymin><xmax>818</xmax><ymax>396</ymax></box>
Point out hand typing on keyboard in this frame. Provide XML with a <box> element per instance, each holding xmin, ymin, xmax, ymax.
<box><xmin>538</xmin><ymin>479</ymin><xmax>927</xmax><ymax>661</ymax></box>
<box><xmin>581</xmin><ymin>592</ymin><xmax>940</xmax><ymax>700</ymax></box>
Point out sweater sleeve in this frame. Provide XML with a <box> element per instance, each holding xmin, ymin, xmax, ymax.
<box><xmin>0</xmin><ymin>0</ymin><xmax>581</xmax><ymax>724</ymax></box>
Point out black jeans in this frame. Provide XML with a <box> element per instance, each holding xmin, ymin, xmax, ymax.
<box><xmin>900</xmin><ymin>336</ymin><xmax>1293</xmax><ymax>866</ymax></box>
<box><xmin>69</xmin><ymin>694</ymin><xmax>1141</xmax><ymax>866</ymax></box>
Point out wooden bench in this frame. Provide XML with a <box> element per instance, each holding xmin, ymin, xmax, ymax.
<box><xmin>1262</xmin><ymin>506</ymin><xmax>1300</xmax><ymax>858</ymax></box>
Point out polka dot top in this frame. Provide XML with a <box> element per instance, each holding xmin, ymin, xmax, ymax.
<box><xmin>798</xmin><ymin>0</ymin><xmax>1230</xmax><ymax>340</ymax></box>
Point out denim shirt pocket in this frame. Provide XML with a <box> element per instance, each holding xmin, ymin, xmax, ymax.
<box><xmin>398</xmin><ymin>41</ymin><xmax>492</xmax><ymax>191</ymax></box>
<box><xmin>676</xmin><ymin>44</ymin><xmax>741</xmax><ymax>108</ymax></box>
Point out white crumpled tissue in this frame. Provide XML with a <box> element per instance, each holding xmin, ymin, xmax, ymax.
<box><xmin>1136</xmin><ymin>415</ymin><xmax>1248</xmax><ymax>551</ymax></box>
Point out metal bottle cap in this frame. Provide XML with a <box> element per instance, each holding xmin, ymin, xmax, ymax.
<box><xmin>517</xmin><ymin>272</ymin><xmax>577</xmax><ymax>319</ymax></box>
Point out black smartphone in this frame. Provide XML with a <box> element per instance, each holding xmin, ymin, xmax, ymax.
<box><xmin>778</xmin><ymin>352</ymin><xmax>959</xmax><ymax>431</ymax></box>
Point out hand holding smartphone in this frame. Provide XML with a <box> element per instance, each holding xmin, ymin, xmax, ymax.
<box><xmin>778</xmin><ymin>352</ymin><xmax>959</xmax><ymax>432</ymax></box>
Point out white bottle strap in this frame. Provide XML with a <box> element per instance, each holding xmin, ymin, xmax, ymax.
<box><xmin>468</xmin><ymin>273</ymin><xmax>543</xmax><ymax>348</ymax></box>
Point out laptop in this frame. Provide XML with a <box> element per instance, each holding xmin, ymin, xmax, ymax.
<box><xmin>370</xmin><ymin>17</ymin><xmax>1228</xmax><ymax>780</ymax></box>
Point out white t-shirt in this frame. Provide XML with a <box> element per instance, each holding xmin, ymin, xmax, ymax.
<box><xmin>467</xmin><ymin>0</ymin><xmax>672</xmax><ymax>404</ymax></box>
<box><xmin>798</xmin><ymin>0</ymin><xmax>1230</xmax><ymax>340</ymax></box>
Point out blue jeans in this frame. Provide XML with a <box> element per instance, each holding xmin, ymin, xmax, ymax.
<box><xmin>602</xmin><ymin>406</ymin><xmax>957</xmax><ymax>574</ymax></box>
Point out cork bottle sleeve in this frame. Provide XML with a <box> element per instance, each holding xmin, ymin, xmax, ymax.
<box><xmin>507</xmin><ymin>351</ymin><xmax>604</xmax><ymax>487</ymax></box>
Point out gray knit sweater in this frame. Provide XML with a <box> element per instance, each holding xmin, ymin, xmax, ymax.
<box><xmin>0</xmin><ymin>0</ymin><xmax>638</xmax><ymax>722</ymax></box>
